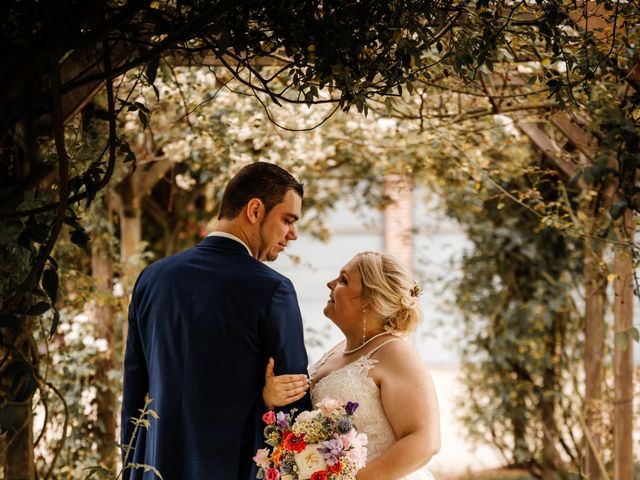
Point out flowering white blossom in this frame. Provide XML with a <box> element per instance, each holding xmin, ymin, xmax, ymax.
<box><xmin>295</xmin><ymin>443</ymin><xmax>327</xmax><ymax>479</ymax></box>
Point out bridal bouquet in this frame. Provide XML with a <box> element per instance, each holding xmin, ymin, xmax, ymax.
<box><xmin>254</xmin><ymin>398</ymin><xmax>368</xmax><ymax>480</ymax></box>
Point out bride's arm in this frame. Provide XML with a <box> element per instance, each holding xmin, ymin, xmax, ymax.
<box><xmin>357</xmin><ymin>341</ymin><xmax>441</xmax><ymax>480</ymax></box>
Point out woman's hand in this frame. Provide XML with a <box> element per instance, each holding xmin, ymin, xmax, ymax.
<box><xmin>262</xmin><ymin>357</ymin><xmax>310</xmax><ymax>410</ymax></box>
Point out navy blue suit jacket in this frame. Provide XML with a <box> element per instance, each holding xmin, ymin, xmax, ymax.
<box><xmin>121</xmin><ymin>236</ymin><xmax>311</xmax><ymax>480</ymax></box>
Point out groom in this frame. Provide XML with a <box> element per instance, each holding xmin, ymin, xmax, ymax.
<box><xmin>121</xmin><ymin>162</ymin><xmax>311</xmax><ymax>480</ymax></box>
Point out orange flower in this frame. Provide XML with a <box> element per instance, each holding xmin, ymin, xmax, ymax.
<box><xmin>282</xmin><ymin>432</ymin><xmax>307</xmax><ymax>453</ymax></box>
<box><xmin>272</xmin><ymin>445</ymin><xmax>284</xmax><ymax>466</ymax></box>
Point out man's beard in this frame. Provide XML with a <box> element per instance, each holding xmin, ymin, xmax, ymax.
<box><xmin>264</xmin><ymin>251</ymin><xmax>279</xmax><ymax>262</ymax></box>
<box><xmin>258</xmin><ymin>221</ymin><xmax>279</xmax><ymax>262</ymax></box>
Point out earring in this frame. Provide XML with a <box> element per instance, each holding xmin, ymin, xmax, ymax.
<box><xmin>362</xmin><ymin>308</ymin><xmax>367</xmax><ymax>345</ymax></box>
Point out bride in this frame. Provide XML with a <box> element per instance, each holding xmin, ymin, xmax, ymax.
<box><xmin>264</xmin><ymin>251</ymin><xmax>440</xmax><ymax>479</ymax></box>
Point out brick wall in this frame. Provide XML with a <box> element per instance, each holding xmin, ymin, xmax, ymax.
<box><xmin>383</xmin><ymin>175</ymin><xmax>413</xmax><ymax>273</ymax></box>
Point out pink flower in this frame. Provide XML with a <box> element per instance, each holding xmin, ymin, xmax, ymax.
<box><xmin>316</xmin><ymin>397</ymin><xmax>342</xmax><ymax>417</ymax></box>
<box><xmin>266</xmin><ymin>467</ymin><xmax>280</xmax><ymax>480</ymax></box>
<box><xmin>262</xmin><ymin>411</ymin><xmax>276</xmax><ymax>425</ymax></box>
<box><xmin>341</xmin><ymin>431</ymin><xmax>368</xmax><ymax>468</ymax></box>
<box><xmin>253</xmin><ymin>448</ymin><xmax>271</xmax><ymax>469</ymax></box>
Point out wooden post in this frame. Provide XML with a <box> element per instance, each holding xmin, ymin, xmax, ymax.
<box><xmin>612</xmin><ymin>209</ymin><xmax>634</xmax><ymax>480</ymax></box>
<box><xmin>115</xmin><ymin>174</ymin><xmax>142</xmax><ymax>350</ymax></box>
<box><xmin>5</xmin><ymin>400</ymin><xmax>35</xmax><ymax>480</ymax></box>
<box><xmin>583</xmin><ymin>229</ymin><xmax>606</xmax><ymax>480</ymax></box>
<box><xmin>541</xmin><ymin>311</ymin><xmax>564</xmax><ymax>479</ymax></box>
<box><xmin>91</xmin><ymin>194</ymin><xmax>117</xmax><ymax>469</ymax></box>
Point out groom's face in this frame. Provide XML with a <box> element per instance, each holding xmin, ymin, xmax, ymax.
<box><xmin>257</xmin><ymin>189</ymin><xmax>302</xmax><ymax>261</ymax></box>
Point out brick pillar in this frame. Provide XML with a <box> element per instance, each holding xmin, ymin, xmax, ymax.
<box><xmin>383</xmin><ymin>175</ymin><xmax>413</xmax><ymax>273</ymax></box>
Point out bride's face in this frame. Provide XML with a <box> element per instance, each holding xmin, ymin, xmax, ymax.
<box><xmin>324</xmin><ymin>259</ymin><xmax>364</xmax><ymax>329</ymax></box>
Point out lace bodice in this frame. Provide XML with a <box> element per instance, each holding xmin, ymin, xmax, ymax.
<box><xmin>310</xmin><ymin>341</ymin><xmax>435</xmax><ymax>480</ymax></box>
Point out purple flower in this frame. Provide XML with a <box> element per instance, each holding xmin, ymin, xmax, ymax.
<box><xmin>276</xmin><ymin>411</ymin><xmax>290</xmax><ymax>429</ymax></box>
<box><xmin>345</xmin><ymin>401</ymin><xmax>359</xmax><ymax>415</ymax></box>
<box><xmin>319</xmin><ymin>438</ymin><xmax>346</xmax><ymax>466</ymax></box>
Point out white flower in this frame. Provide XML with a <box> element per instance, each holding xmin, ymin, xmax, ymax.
<box><xmin>112</xmin><ymin>281</ymin><xmax>124</xmax><ymax>298</ymax></box>
<box><xmin>175</xmin><ymin>173</ymin><xmax>196</xmax><ymax>191</ymax></box>
<box><xmin>74</xmin><ymin>313</ymin><xmax>89</xmax><ymax>324</ymax></box>
<box><xmin>94</xmin><ymin>338</ymin><xmax>109</xmax><ymax>353</ymax></box>
<box><xmin>295</xmin><ymin>410</ymin><xmax>318</xmax><ymax>424</ymax></box>
<box><xmin>294</xmin><ymin>444</ymin><xmax>327</xmax><ymax>480</ymax></box>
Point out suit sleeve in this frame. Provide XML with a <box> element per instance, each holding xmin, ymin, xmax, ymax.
<box><xmin>120</xmin><ymin>279</ymin><xmax>149</xmax><ymax>472</ymax></box>
<box><xmin>264</xmin><ymin>278</ymin><xmax>312</xmax><ymax>413</ymax></box>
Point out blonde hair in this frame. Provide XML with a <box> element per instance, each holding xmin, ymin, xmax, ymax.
<box><xmin>353</xmin><ymin>251</ymin><xmax>423</xmax><ymax>332</ymax></box>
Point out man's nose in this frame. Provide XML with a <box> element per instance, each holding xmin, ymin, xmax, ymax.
<box><xmin>287</xmin><ymin>224</ymin><xmax>298</xmax><ymax>240</ymax></box>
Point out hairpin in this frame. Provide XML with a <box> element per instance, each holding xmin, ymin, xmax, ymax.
<box><xmin>409</xmin><ymin>283</ymin><xmax>423</xmax><ymax>297</ymax></box>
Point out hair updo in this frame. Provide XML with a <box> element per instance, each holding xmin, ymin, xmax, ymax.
<box><xmin>353</xmin><ymin>251</ymin><xmax>423</xmax><ymax>333</ymax></box>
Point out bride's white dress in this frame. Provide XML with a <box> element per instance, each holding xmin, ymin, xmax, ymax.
<box><xmin>309</xmin><ymin>339</ymin><xmax>435</xmax><ymax>480</ymax></box>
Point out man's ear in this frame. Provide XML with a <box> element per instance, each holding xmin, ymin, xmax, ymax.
<box><xmin>245</xmin><ymin>198</ymin><xmax>265</xmax><ymax>224</ymax></box>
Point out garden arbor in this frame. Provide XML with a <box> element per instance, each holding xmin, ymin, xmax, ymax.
<box><xmin>0</xmin><ymin>1</ymin><xmax>638</xmax><ymax>478</ymax></box>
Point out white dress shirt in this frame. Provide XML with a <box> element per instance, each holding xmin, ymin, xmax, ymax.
<box><xmin>207</xmin><ymin>231</ymin><xmax>254</xmax><ymax>257</ymax></box>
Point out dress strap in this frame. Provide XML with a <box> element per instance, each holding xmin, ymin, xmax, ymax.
<box><xmin>366</xmin><ymin>337</ymin><xmax>403</xmax><ymax>357</ymax></box>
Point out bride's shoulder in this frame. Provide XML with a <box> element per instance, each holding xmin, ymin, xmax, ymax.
<box><xmin>373</xmin><ymin>337</ymin><xmax>428</xmax><ymax>374</ymax></box>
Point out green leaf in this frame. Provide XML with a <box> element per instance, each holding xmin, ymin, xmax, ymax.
<box><xmin>64</xmin><ymin>210</ymin><xmax>83</xmax><ymax>230</ymax></box>
<box><xmin>632</xmin><ymin>327</ymin><xmax>639</xmax><ymax>342</ymax></box>
<box><xmin>609</xmin><ymin>199</ymin><xmax>627</xmax><ymax>220</ymax></box>
<box><xmin>568</xmin><ymin>171</ymin><xmax>582</xmax><ymax>188</ymax></box>
<box><xmin>384</xmin><ymin>97</ymin><xmax>394</xmax><ymax>115</ymax></box>
<box><xmin>83</xmin><ymin>465</ymin><xmax>116</xmax><ymax>480</ymax></box>
<box><xmin>145</xmin><ymin>57</ymin><xmax>159</xmax><ymax>85</ymax></box>
<box><xmin>6</xmin><ymin>360</ymin><xmax>37</xmax><ymax>402</ymax></box>
<box><xmin>70</xmin><ymin>229</ymin><xmax>91</xmax><ymax>254</ymax></box>
<box><xmin>27</xmin><ymin>301</ymin><xmax>51</xmax><ymax>316</ymax></box>
<box><xmin>126</xmin><ymin>463</ymin><xmax>164</xmax><ymax>480</ymax></box>
<box><xmin>614</xmin><ymin>330</ymin><xmax>629</xmax><ymax>351</ymax></box>
<box><xmin>42</xmin><ymin>267</ymin><xmax>58</xmax><ymax>304</ymax></box>
<box><xmin>49</xmin><ymin>310</ymin><xmax>60</xmax><ymax>339</ymax></box>
<box><xmin>138</xmin><ymin>110</ymin><xmax>149</xmax><ymax>130</ymax></box>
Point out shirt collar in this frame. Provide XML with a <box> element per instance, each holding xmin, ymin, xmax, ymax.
<box><xmin>207</xmin><ymin>231</ymin><xmax>253</xmax><ymax>257</ymax></box>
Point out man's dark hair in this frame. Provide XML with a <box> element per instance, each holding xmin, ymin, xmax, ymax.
<box><xmin>218</xmin><ymin>162</ymin><xmax>304</xmax><ymax>220</ymax></box>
